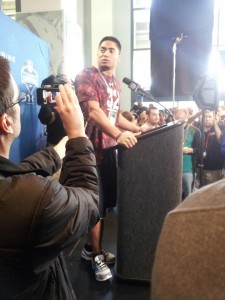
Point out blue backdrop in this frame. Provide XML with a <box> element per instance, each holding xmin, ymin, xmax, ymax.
<box><xmin>0</xmin><ymin>11</ymin><xmax>50</xmax><ymax>162</ymax></box>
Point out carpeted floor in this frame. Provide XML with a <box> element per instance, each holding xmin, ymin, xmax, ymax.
<box><xmin>65</xmin><ymin>209</ymin><xmax>150</xmax><ymax>300</ymax></box>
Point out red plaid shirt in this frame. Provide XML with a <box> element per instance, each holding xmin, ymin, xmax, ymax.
<box><xmin>75</xmin><ymin>67</ymin><xmax>121</xmax><ymax>164</ymax></box>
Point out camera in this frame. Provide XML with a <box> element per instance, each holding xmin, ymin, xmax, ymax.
<box><xmin>36</xmin><ymin>88</ymin><xmax>60</xmax><ymax>106</ymax></box>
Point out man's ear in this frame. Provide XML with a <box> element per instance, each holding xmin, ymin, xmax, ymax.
<box><xmin>0</xmin><ymin>113</ymin><xmax>14</xmax><ymax>134</ymax></box>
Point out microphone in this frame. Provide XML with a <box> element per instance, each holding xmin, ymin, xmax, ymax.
<box><xmin>176</xmin><ymin>33</ymin><xmax>183</xmax><ymax>44</ymax></box>
<box><xmin>122</xmin><ymin>77</ymin><xmax>147</xmax><ymax>96</ymax></box>
<box><xmin>123</xmin><ymin>77</ymin><xmax>176</xmax><ymax>123</ymax></box>
<box><xmin>172</xmin><ymin>33</ymin><xmax>188</xmax><ymax>44</ymax></box>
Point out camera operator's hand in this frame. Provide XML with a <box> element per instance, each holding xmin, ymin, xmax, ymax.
<box><xmin>55</xmin><ymin>84</ymin><xmax>86</xmax><ymax>139</ymax></box>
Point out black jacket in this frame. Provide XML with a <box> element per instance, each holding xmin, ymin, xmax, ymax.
<box><xmin>38</xmin><ymin>106</ymin><xmax>66</xmax><ymax>145</ymax></box>
<box><xmin>0</xmin><ymin>138</ymin><xmax>99</xmax><ymax>300</ymax></box>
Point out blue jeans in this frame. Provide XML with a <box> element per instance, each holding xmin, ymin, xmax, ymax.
<box><xmin>182</xmin><ymin>172</ymin><xmax>195</xmax><ymax>199</ymax></box>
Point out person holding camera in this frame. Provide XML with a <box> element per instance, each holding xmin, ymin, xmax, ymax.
<box><xmin>38</xmin><ymin>75</ymin><xmax>70</xmax><ymax>146</ymax></box>
<box><xmin>0</xmin><ymin>56</ymin><xmax>99</xmax><ymax>299</ymax></box>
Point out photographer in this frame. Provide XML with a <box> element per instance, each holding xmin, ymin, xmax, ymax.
<box><xmin>38</xmin><ymin>75</ymin><xmax>70</xmax><ymax>146</ymax></box>
<box><xmin>0</xmin><ymin>56</ymin><xmax>99</xmax><ymax>299</ymax></box>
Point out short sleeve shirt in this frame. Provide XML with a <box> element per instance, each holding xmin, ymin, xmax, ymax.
<box><xmin>75</xmin><ymin>67</ymin><xmax>121</xmax><ymax>164</ymax></box>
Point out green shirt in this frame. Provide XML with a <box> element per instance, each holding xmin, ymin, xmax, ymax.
<box><xmin>183</xmin><ymin>125</ymin><xmax>196</xmax><ymax>173</ymax></box>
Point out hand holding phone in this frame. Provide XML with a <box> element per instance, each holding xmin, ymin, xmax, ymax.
<box><xmin>36</xmin><ymin>88</ymin><xmax>60</xmax><ymax>106</ymax></box>
<box><xmin>55</xmin><ymin>84</ymin><xmax>86</xmax><ymax>139</ymax></box>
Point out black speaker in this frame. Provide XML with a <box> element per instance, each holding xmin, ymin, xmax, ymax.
<box><xmin>193</xmin><ymin>74</ymin><xmax>218</xmax><ymax>110</ymax></box>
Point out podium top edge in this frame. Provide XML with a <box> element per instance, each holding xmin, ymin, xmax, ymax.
<box><xmin>106</xmin><ymin>121</ymin><xmax>183</xmax><ymax>150</ymax></box>
<box><xmin>137</xmin><ymin>121</ymin><xmax>183</xmax><ymax>141</ymax></box>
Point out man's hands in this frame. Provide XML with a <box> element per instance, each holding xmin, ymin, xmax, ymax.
<box><xmin>116</xmin><ymin>131</ymin><xmax>141</xmax><ymax>148</ymax></box>
<box><xmin>55</xmin><ymin>84</ymin><xmax>86</xmax><ymax>139</ymax></box>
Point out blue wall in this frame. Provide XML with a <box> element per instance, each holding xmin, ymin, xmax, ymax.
<box><xmin>0</xmin><ymin>11</ymin><xmax>50</xmax><ymax>162</ymax></box>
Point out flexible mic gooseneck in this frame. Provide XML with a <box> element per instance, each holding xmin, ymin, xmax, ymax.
<box><xmin>123</xmin><ymin>77</ymin><xmax>147</xmax><ymax>97</ymax></box>
<box><xmin>122</xmin><ymin>77</ymin><xmax>175</xmax><ymax>122</ymax></box>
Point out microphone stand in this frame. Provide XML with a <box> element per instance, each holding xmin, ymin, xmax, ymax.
<box><xmin>136</xmin><ymin>89</ymin><xmax>176</xmax><ymax>123</ymax></box>
<box><xmin>198</xmin><ymin>109</ymin><xmax>206</xmax><ymax>188</ymax></box>
<box><xmin>122</xmin><ymin>77</ymin><xmax>175</xmax><ymax>122</ymax></box>
<box><xmin>172</xmin><ymin>33</ymin><xmax>183</xmax><ymax>109</ymax></box>
<box><xmin>172</xmin><ymin>42</ymin><xmax>177</xmax><ymax>109</ymax></box>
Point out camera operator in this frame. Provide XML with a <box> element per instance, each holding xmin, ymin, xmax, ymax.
<box><xmin>38</xmin><ymin>75</ymin><xmax>72</xmax><ymax>146</ymax></box>
<box><xmin>0</xmin><ymin>56</ymin><xmax>99</xmax><ymax>299</ymax></box>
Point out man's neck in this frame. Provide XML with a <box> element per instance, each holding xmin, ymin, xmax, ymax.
<box><xmin>0</xmin><ymin>138</ymin><xmax>11</xmax><ymax>159</ymax></box>
<box><xmin>146</xmin><ymin>121</ymin><xmax>157</xmax><ymax>128</ymax></box>
<box><xmin>204</xmin><ymin>125</ymin><xmax>211</xmax><ymax>132</ymax></box>
<box><xmin>98</xmin><ymin>67</ymin><xmax>115</xmax><ymax>77</ymax></box>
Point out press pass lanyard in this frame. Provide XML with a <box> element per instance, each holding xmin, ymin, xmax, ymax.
<box><xmin>98</xmin><ymin>70</ymin><xmax>118</xmax><ymax>125</ymax></box>
<box><xmin>98</xmin><ymin>69</ymin><xmax>116</xmax><ymax>92</ymax></box>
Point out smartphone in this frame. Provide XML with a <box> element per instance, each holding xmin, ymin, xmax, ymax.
<box><xmin>36</xmin><ymin>88</ymin><xmax>60</xmax><ymax>106</ymax></box>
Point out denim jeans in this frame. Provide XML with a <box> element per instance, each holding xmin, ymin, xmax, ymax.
<box><xmin>182</xmin><ymin>172</ymin><xmax>195</xmax><ymax>199</ymax></box>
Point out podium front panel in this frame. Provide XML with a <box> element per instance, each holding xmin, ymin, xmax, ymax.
<box><xmin>115</xmin><ymin>123</ymin><xmax>183</xmax><ymax>282</ymax></box>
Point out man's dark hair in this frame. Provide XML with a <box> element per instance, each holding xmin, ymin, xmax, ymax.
<box><xmin>0</xmin><ymin>56</ymin><xmax>16</xmax><ymax>117</ymax></box>
<box><xmin>41</xmin><ymin>74</ymin><xmax>72</xmax><ymax>88</ymax></box>
<box><xmin>121</xmin><ymin>111</ymin><xmax>133</xmax><ymax>122</ymax></box>
<box><xmin>98</xmin><ymin>36</ymin><xmax>122</xmax><ymax>53</ymax></box>
<box><xmin>146</xmin><ymin>106</ymin><xmax>158</xmax><ymax>116</ymax></box>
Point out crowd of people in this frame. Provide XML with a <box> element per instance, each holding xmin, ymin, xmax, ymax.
<box><xmin>122</xmin><ymin>100</ymin><xmax>225</xmax><ymax>200</ymax></box>
<box><xmin>1</xmin><ymin>35</ymin><xmax>225</xmax><ymax>299</ymax></box>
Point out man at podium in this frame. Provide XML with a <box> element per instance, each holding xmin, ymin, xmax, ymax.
<box><xmin>75</xmin><ymin>36</ymin><xmax>141</xmax><ymax>281</ymax></box>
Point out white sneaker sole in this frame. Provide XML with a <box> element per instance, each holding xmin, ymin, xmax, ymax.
<box><xmin>95</xmin><ymin>272</ymin><xmax>112</xmax><ymax>282</ymax></box>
